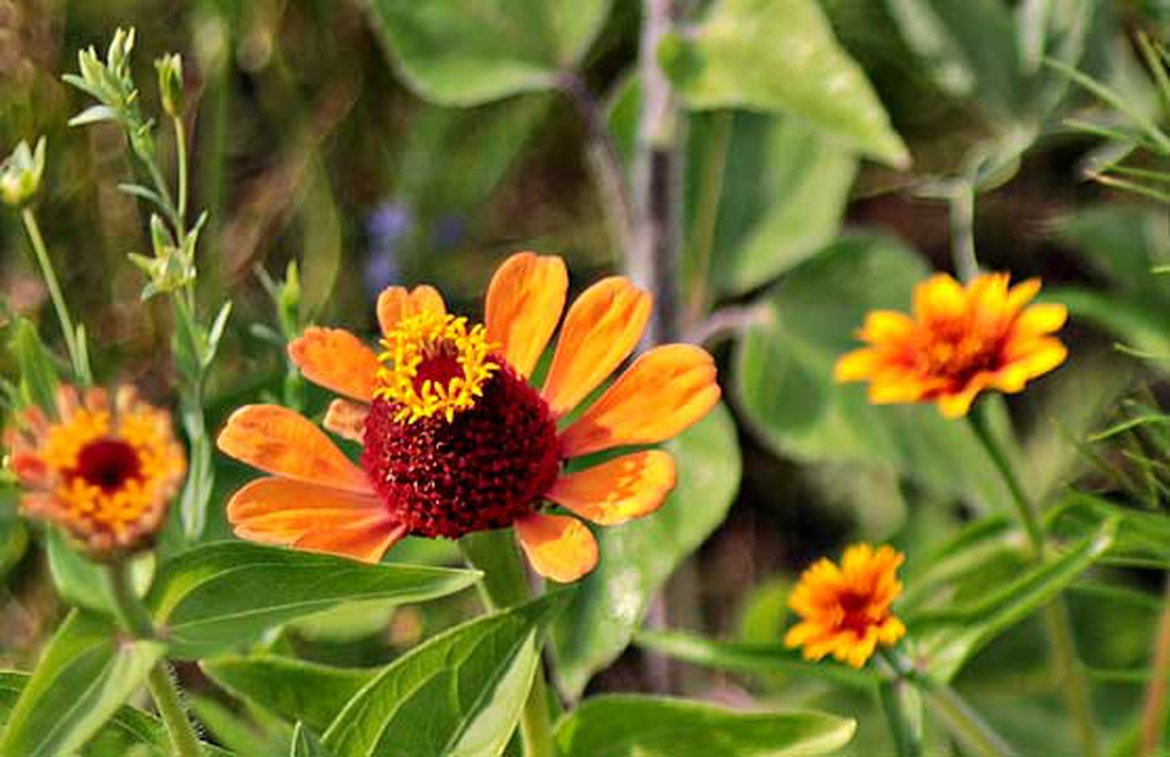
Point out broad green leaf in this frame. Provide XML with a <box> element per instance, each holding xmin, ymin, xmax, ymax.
<box><xmin>0</xmin><ymin>611</ymin><xmax>166</xmax><ymax>756</ymax></box>
<box><xmin>660</xmin><ymin>0</ymin><xmax>908</xmax><ymax>166</ymax></box>
<box><xmin>733</xmin><ymin>234</ymin><xmax>1010</xmax><ymax>508</ymax></box>
<box><xmin>636</xmin><ymin>630</ymin><xmax>880</xmax><ymax>691</ymax></box>
<box><xmin>685</xmin><ymin>111</ymin><xmax>857</xmax><ymax>297</ymax></box>
<box><xmin>1047</xmin><ymin>492</ymin><xmax>1170</xmax><ymax>569</ymax></box>
<box><xmin>291</xmin><ymin>723</ymin><xmax>331</xmax><ymax>757</ymax></box>
<box><xmin>0</xmin><ymin>670</ymin><xmax>229</xmax><ymax>756</ymax></box>
<box><xmin>912</xmin><ymin>519</ymin><xmax>1115</xmax><ymax>681</ymax></box>
<box><xmin>8</xmin><ymin>317</ymin><xmax>58</xmax><ymax>411</ymax></box>
<box><xmin>323</xmin><ymin>592</ymin><xmax>566</xmax><ymax>756</ymax></box>
<box><xmin>367</xmin><ymin>0</ymin><xmax>611</xmax><ymax>105</ymax></box>
<box><xmin>202</xmin><ymin>655</ymin><xmax>375</xmax><ymax>733</ymax></box>
<box><xmin>555</xmin><ymin>695</ymin><xmax>856</xmax><ymax>756</ymax></box>
<box><xmin>47</xmin><ymin>529</ymin><xmax>154</xmax><ymax>618</ymax></box>
<box><xmin>551</xmin><ymin>402</ymin><xmax>741</xmax><ymax>700</ymax></box>
<box><xmin>0</xmin><ymin>518</ymin><xmax>28</xmax><ymax>583</ymax></box>
<box><xmin>146</xmin><ymin>541</ymin><xmax>480</xmax><ymax>658</ymax></box>
<box><xmin>899</xmin><ymin>516</ymin><xmax>1019</xmax><ymax>616</ymax></box>
<box><xmin>188</xmin><ymin>692</ymin><xmax>289</xmax><ymax>756</ymax></box>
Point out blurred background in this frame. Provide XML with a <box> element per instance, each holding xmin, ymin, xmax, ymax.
<box><xmin>5</xmin><ymin>0</ymin><xmax>1170</xmax><ymax>753</ymax></box>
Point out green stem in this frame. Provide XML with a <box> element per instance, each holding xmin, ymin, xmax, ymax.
<box><xmin>878</xmin><ymin>675</ymin><xmax>924</xmax><ymax>757</ymax></box>
<box><xmin>20</xmin><ymin>207</ymin><xmax>90</xmax><ymax>384</ymax></box>
<box><xmin>883</xmin><ymin>650</ymin><xmax>1011</xmax><ymax>757</ymax></box>
<box><xmin>105</xmin><ymin>563</ymin><xmax>201</xmax><ymax>757</ymax></box>
<box><xmin>969</xmin><ymin>404</ymin><xmax>1100</xmax><ymax>757</ymax></box>
<box><xmin>949</xmin><ymin>180</ymin><xmax>979</xmax><ymax>283</ymax></box>
<box><xmin>1139</xmin><ymin>573</ymin><xmax>1170</xmax><ymax>755</ymax></box>
<box><xmin>459</xmin><ymin>531</ymin><xmax>555</xmax><ymax>757</ymax></box>
<box><xmin>147</xmin><ymin>664</ymin><xmax>202</xmax><ymax>757</ymax></box>
<box><xmin>174</xmin><ymin>116</ymin><xmax>189</xmax><ymax>223</ymax></box>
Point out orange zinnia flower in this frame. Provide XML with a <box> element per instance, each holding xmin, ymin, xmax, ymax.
<box><xmin>835</xmin><ymin>273</ymin><xmax>1067</xmax><ymax>418</ymax></box>
<box><xmin>6</xmin><ymin>385</ymin><xmax>186</xmax><ymax>558</ymax></box>
<box><xmin>216</xmin><ymin>252</ymin><xmax>720</xmax><ymax>582</ymax></box>
<box><xmin>785</xmin><ymin>544</ymin><xmax>906</xmax><ymax>668</ymax></box>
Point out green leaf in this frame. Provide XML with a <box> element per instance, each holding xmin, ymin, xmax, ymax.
<box><xmin>660</xmin><ymin>0</ymin><xmax>908</xmax><ymax>166</ymax></box>
<box><xmin>145</xmin><ymin>541</ymin><xmax>480</xmax><ymax>658</ymax></box>
<box><xmin>8</xmin><ymin>317</ymin><xmax>59</xmax><ymax>411</ymax></box>
<box><xmin>555</xmin><ymin>695</ymin><xmax>856</xmax><ymax>756</ymax></box>
<box><xmin>1047</xmin><ymin>492</ymin><xmax>1170</xmax><ymax>569</ymax></box>
<box><xmin>911</xmin><ymin>519</ymin><xmax>1115</xmax><ymax>681</ymax></box>
<box><xmin>0</xmin><ymin>611</ymin><xmax>166</xmax><ymax>756</ymax></box>
<box><xmin>323</xmin><ymin>592</ymin><xmax>566</xmax><ymax>756</ymax></box>
<box><xmin>686</xmin><ymin>111</ymin><xmax>857</xmax><ymax>297</ymax></box>
<box><xmin>291</xmin><ymin>723</ymin><xmax>331</xmax><ymax>757</ymax></box>
<box><xmin>0</xmin><ymin>518</ymin><xmax>28</xmax><ymax>584</ymax></box>
<box><xmin>551</xmin><ymin>402</ymin><xmax>741</xmax><ymax>700</ymax></box>
<box><xmin>636</xmin><ymin>630</ymin><xmax>880</xmax><ymax>691</ymax></box>
<box><xmin>367</xmin><ymin>0</ymin><xmax>611</xmax><ymax>105</ymax></box>
<box><xmin>202</xmin><ymin>655</ymin><xmax>374</xmax><ymax>733</ymax></box>
<box><xmin>0</xmin><ymin>670</ymin><xmax>230</xmax><ymax>756</ymax></box>
<box><xmin>732</xmin><ymin>234</ymin><xmax>1011</xmax><ymax>508</ymax></box>
<box><xmin>47</xmin><ymin>529</ymin><xmax>154</xmax><ymax>618</ymax></box>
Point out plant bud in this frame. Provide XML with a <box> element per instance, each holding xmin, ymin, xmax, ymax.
<box><xmin>155</xmin><ymin>53</ymin><xmax>184</xmax><ymax>118</ymax></box>
<box><xmin>0</xmin><ymin>138</ymin><xmax>46</xmax><ymax>207</ymax></box>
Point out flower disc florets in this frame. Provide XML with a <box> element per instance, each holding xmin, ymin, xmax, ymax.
<box><xmin>363</xmin><ymin>357</ymin><xmax>560</xmax><ymax>539</ymax></box>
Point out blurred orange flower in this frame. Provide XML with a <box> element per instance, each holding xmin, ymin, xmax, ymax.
<box><xmin>835</xmin><ymin>273</ymin><xmax>1067</xmax><ymax>418</ymax></box>
<box><xmin>6</xmin><ymin>385</ymin><xmax>185</xmax><ymax>559</ymax></box>
<box><xmin>785</xmin><ymin>544</ymin><xmax>906</xmax><ymax>668</ymax></box>
<box><xmin>217</xmin><ymin>252</ymin><xmax>720</xmax><ymax>582</ymax></box>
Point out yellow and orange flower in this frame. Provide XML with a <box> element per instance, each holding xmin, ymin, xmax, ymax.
<box><xmin>835</xmin><ymin>273</ymin><xmax>1067</xmax><ymax>418</ymax></box>
<box><xmin>216</xmin><ymin>252</ymin><xmax>721</xmax><ymax>582</ymax></box>
<box><xmin>785</xmin><ymin>543</ymin><xmax>906</xmax><ymax>668</ymax></box>
<box><xmin>6</xmin><ymin>385</ymin><xmax>186</xmax><ymax>558</ymax></box>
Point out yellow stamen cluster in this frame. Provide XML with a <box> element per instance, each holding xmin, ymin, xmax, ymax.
<box><xmin>375</xmin><ymin>311</ymin><xmax>500</xmax><ymax>424</ymax></box>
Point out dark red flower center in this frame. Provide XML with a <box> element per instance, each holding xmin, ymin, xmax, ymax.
<box><xmin>70</xmin><ymin>438</ymin><xmax>142</xmax><ymax>492</ymax></box>
<box><xmin>838</xmin><ymin>589</ymin><xmax>877</xmax><ymax>636</ymax></box>
<box><xmin>361</xmin><ymin>356</ymin><xmax>561</xmax><ymax>539</ymax></box>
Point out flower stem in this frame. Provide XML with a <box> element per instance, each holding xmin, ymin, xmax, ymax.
<box><xmin>1139</xmin><ymin>572</ymin><xmax>1170</xmax><ymax>755</ymax></box>
<box><xmin>105</xmin><ymin>562</ymin><xmax>201</xmax><ymax>757</ymax></box>
<box><xmin>882</xmin><ymin>649</ymin><xmax>1012</xmax><ymax>757</ymax></box>
<box><xmin>969</xmin><ymin>404</ymin><xmax>1101</xmax><ymax>757</ymax></box>
<box><xmin>459</xmin><ymin>531</ymin><xmax>555</xmax><ymax>757</ymax></box>
<box><xmin>20</xmin><ymin>207</ymin><xmax>91</xmax><ymax>385</ymax></box>
<box><xmin>173</xmin><ymin>116</ymin><xmax>189</xmax><ymax>223</ymax></box>
<box><xmin>147</xmin><ymin>664</ymin><xmax>202</xmax><ymax>757</ymax></box>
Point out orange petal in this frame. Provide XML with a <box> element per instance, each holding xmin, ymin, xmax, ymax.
<box><xmin>293</xmin><ymin>520</ymin><xmax>406</xmax><ymax>563</ymax></box>
<box><xmin>913</xmin><ymin>273</ymin><xmax>966</xmax><ymax>323</ymax></box>
<box><xmin>1014</xmin><ymin>303</ymin><xmax>1067</xmax><ymax>337</ymax></box>
<box><xmin>559</xmin><ymin>344</ymin><xmax>719</xmax><ymax>458</ymax></box>
<box><xmin>546</xmin><ymin>450</ymin><xmax>676</xmax><ymax>525</ymax></box>
<box><xmin>324</xmin><ymin>399</ymin><xmax>369</xmax><ymax>443</ymax></box>
<box><xmin>541</xmin><ymin>277</ymin><xmax>652</xmax><ymax>418</ymax></box>
<box><xmin>217</xmin><ymin>405</ymin><xmax>371</xmax><ymax>493</ymax></box>
<box><xmin>835</xmin><ymin>348</ymin><xmax>882</xmax><ymax>383</ymax></box>
<box><xmin>515</xmin><ymin>513</ymin><xmax>598</xmax><ymax>583</ymax></box>
<box><xmin>288</xmin><ymin>328</ymin><xmax>380</xmax><ymax>402</ymax></box>
<box><xmin>377</xmin><ymin>285</ymin><xmax>446</xmax><ymax>336</ymax></box>
<box><xmin>227</xmin><ymin>477</ymin><xmax>387</xmax><ymax>542</ymax></box>
<box><xmin>857</xmin><ymin>310</ymin><xmax>915</xmax><ymax>345</ymax></box>
<box><xmin>485</xmin><ymin>252</ymin><xmax>568</xmax><ymax>378</ymax></box>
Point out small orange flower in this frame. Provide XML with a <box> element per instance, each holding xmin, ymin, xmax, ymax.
<box><xmin>785</xmin><ymin>544</ymin><xmax>906</xmax><ymax>668</ymax></box>
<box><xmin>6</xmin><ymin>385</ymin><xmax>185</xmax><ymax>559</ymax></box>
<box><xmin>217</xmin><ymin>252</ymin><xmax>721</xmax><ymax>582</ymax></box>
<box><xmin>835</xmin><ymin>273</ymin><xmax>1067</xmax><ymax>418</ymax></box>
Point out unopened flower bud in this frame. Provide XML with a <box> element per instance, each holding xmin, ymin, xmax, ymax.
<box><xmin>155</xmin><ymin>53</ymin><xmax>184</xmax><ymax>118</ymax></box>
<box><xmin>0</xmin><ymin>138</ymin><xmax>45</xmax><ymax>207</ymax></box>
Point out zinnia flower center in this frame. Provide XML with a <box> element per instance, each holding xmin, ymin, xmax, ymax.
<box><xmin>374</xmin><ymin>311</ymin><xmax>500</xmax><ymax>423</ymax></box>
<box><xmin>837</xmin><ymin>589</ymin><xmax>879</xmax><ymax>636</ymax></box>
<box><xmin>363</xmin><ymin>314</ymin><xmax>560</xmax><ymax>539</ymax></box>
<box><xmin>70</xmin><ymin>437</ymin><xmax>142</xmax><ymax>491</ymax></box>
<box><xmin>914</xmin><ymin>322</ymin><xmax>1004</xmax><ymax>381</ymax></box>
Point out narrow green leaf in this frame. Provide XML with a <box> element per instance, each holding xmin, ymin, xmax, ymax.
<box><xmin>47</xmin><ymin>529</ymin><xmax>154</xmax><ymax>618</ymax></box>
<box><xmin>1047</xmin><ymin>492</ymin><xmax>1170</xmax><ymax>569</ymax></box>
<box><xmin>291</xmin><ymin>723</ymin><xmax>332</xmax><ymax>757</ymax></box>
<box><xmin>555</xmin><ymin>695</ymin><xmax>856</xmax><ymax>756</ymax></box>
<box><xmin>366</xmin><ymin>0</ymin><xmax>611</xmax><ymax>105</ymax></box>
<box><xmin>146</xmin><ymin>541</ymin><xmax>480</xmax><ymax>658</ymax></box>
<box><xmin>551</xmin><ymin>402</ymin><xmax>741</xmax><ymax>700</ymax></box>
<box><xmin>9</xmin><ymin>318</ymin><xmax>58</xmax><ymax>411</ymax></box>
<box><xmin>912</xmin><ymin>520</ymin><xmax>1116</xmax><ymax>681</ymax></box>
<box><xmin>202</xmin><ymin>655</ymin><xmax>374</xmax><ymax>733</ymax></box>
<box><xmin>0</xmin><ymin>611</ymin><xmax>166</xmax><ymax>756</ymax></box>
<box><xmin>636</xmin><ymin>630</ymin><xmax>880</xmax><ymax>690</ymax></box>
<box><xmin>661</xmin><ymin>0</ymin><xmax>908</xmax><ymax>166</ymax></box>
<box><xmin>323</xmin><ymin>591</ymin><xmax>566</xmax><ymax>756</ymax></box>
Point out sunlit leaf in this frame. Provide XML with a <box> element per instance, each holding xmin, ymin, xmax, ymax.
<box><xmin>323</xmin><ymin>592</ymin><xmax>566</xmax><ymax>756</ymax></box>
<box><xmin>555</xmin><ymin>695</ymin><xmax>856</xmax><ymax>756</ymax></box>
<box><xmin>146</xmin><ymin>542</ymin><xmax>480</xmax><ymax>658</ymax></box>
<box><xmin>660</xmin><ymin>0</ymin><xmax>908</xmax><ymax>166</ymax></box>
